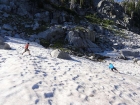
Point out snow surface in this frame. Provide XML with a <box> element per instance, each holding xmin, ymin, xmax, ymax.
<box><xmin>0</xmin><ymin>37</ymin><xmax>140</xmax><ymax>105</ymax></box>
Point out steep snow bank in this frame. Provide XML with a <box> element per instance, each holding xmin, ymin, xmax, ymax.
<box><xmin>0</xmin><ymin>37</ymin><xmax>140</xmax><ymax>105</ymax></box>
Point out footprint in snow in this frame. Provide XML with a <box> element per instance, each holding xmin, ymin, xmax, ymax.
<box><xmin>32</xmin><ymin>84</ymin><xmax>39</xmax><ymax>90</ymax></box>
<box><xmin>35</xmin><ymin>99</ymin><xmax>39</xmax><ymax>104</ymax></box>
<box><xmin>32</xmin><ymin>81</ymin><xmax>42</xmax><ymax>90</ymax></box>
<box><xmin>44</xmin><ymin>92</ymin><xmax>54</xmax><ymax>98</ymax></box>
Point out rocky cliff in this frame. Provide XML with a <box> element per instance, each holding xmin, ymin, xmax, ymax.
<box><xmin>0</xmin><ymin>0</ymin><xmax>139</xmax><ymax>56</ymax></box>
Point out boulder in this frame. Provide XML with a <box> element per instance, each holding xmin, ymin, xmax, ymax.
<box><xmin>66</xmin><ymin>30</ymin><xmax>102</xmax><ymax>53</ymax></box>
<box><xmin>37</xmin><ymin>26</ymin><xmax>65</xmax><ymax>42</ymax></box>
<box><xmin>2</xmin><ymin>24</ymin><xmax>13</xmax><ymax>31</ymax></box>
<box><xmin>137</xmin><ymin>60</ymin><xmax>140</xmax><ymax>65</ymax></box>
<box><xmin>87</xmin><ymin>24</ymin><xmax>104</xmax><ymax>35</ymax></box>
<box><xmin>93</xmin><ymin>0</ymin><xmax>102</xmax><ymax>7</ymax></box>
<box><xmin>0</xmin><ymin>36</ymin><xmax>5</xmax><ymax>44</ymax></box>
<box><xmin>0</xmin><ymin>36</ymin><xmax>11</xmax><ymax>50</ymax></box>
<box><xmin>33</xmin><ymin>21</ymin><xmax>39</xmax><ymax>30</ymax></box>
<box><xmin>3</xmin><ymin>12</ymin><xmax>9</xmax><ymax>17</ymax></box>
<box><xmin>3</xmin><ymin>43</ymin><xmax>11</xmax><ymax>49</ymax></box>
<box><xmin>35</xmin><ymin>39</ymin><xmax>40</xmax><ymax>44</ymax></box>
<box><xmin>87</xmin><ymin>25</ymin><xmax>96</xmax><ymax>42</ymax></box>
<box><xmin>51</xmin><ymin>49</ymin><xmax>71</xmax><ymax>60</ymax></box>
<box><xmin>14</xmin><ymin>34</ymin><xmax>20</xmax><ymax>38</ymax></box>
<box><xmin>0</xmin><ymin>4</ymin><xmax>11</xmax><ymax>12</ymax></box>
<box><xmin>120</xmin><ymin>49</ymin><xmax>140</xmax><ymax>58</ymax></box>
<box><xmin>0</xmin><ymin>0</ymin><xmax>10</xmax><ymax>5</ymax></box>
<box><xmin>0</xmin><ymin>43</ymin><xmax>11</xmax><ymax>50</ymax></box>
<box><xmin>34</xmin><ymin>11</ymin><xmax>50</xmax><ymax>22</ymax></box>
<box><xmin>17</xmin><ymin>3</ymin><xmax>28</xmax><ymax>16</ymax></box>
<box><xmin>97</xmin><ymin>0</ymin><xmax>124</xmax><ymax>18</ymax></box>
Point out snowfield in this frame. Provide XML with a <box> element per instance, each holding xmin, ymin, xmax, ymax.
<box><xmin>0</xmin><ymin>37</ymin><xmax>140</xmax><ymax>105</ymax></box>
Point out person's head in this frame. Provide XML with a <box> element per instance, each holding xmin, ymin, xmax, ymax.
<box><xmin>27</xmin><ymin>43</ymin><xmax>29</xmax><ymax>44</ymax></box>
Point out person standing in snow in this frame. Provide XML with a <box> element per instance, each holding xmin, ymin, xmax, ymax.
<box><xmin>109</xmin><ymin>63</ymin><xmax>118</xmax><ymax>72</ymax></box>
<box><xmin>22</xmin><ymin>43</ymin><xmax>31</xmax><ymax>55</ymax></box>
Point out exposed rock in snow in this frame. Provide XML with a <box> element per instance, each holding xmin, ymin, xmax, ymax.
<box><xmin>51</xmin><ymin>49</ymin><xmax>71</xmax><ymax>60</ymax></box>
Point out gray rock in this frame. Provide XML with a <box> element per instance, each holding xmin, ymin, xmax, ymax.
<box><xmin>137</xmin><ymin>60</ymin><xmax>140</xmax><ymax>65</ymax></box>
<box><xmin>10</xmin><ymin>2</ymin><xmax>16</xmax><ymax>9</ymax></box>
<box><xmin>25</xmin><ymin>24</ymin><xmax>32</xmax><ymax>28</ymax></box>
<box><xmin>35</xmin><ymin>39</ymin><xmax>40</xmax><ymax>44</ymax></box>
<box><xmin>86</xmin><ymin>39</ymin><xmax>102</xmax><ymax>53</ymax></box>
<box><xmin>94</xmin><ymin>0</ymin><xmax>102</xmax><ymax>7</ymax></box>
<box><xmin>33</xmin><ymin>21</ymin><xmax>39</xmax><ymax>30</ymax></box>
<box><xmin>88</xmin><ymin>56</ymin><xmax>94</xmax><ymax>60</ymax></box>
<box><xmin>0</xmin><ymin>0</ymin><xmax>10</xmax><ymax>5</ymax></box>
<box><xmin>0</xmin><ymin>5</ymin><xmax>11</xmax><ymax>12</ymax></box>
<box><xmin>14</xmin><ymin>34</ymin><xmax>20</xmax><ymax>38</ymax></box>
<box><xmin>0</xmin><ymin>30</ymin><xmax>8</xmax><ymax>37</ymax></box>
<box><xmin>87</xmin><ymin>24</ymin><xmax>94</xmax><ymax>30</ymax></box>
<box><xmin>97</xmin><ymin>0</ymin><xmax>128</xmax><ymax>28</ymax></box>
<box><xmin>51</xmin><ymin>19</ymin><xmax>58</xmax><ymax>24</ymax></box>
<box><xmin>37</xmin><ymin>26</ymin><xmax>65</xmax><ymax>42</ymax></box>
<box><xmin>0</xmin><ymin>42</ymin><xmax>11</xmax><ymax>50</ymax></box>
<box><xmin>3</xmin><ymin>12</ymin><xmax>9</xmax><ymax>17</ymax></box>
<box><xmin>94</xmin><ymin>25</ymin><xmax>103</xmax><ymax>34</ymax></box>
<box><xmin>51</xmin><ymin>49</ymin><xmax>71</xmax><ymax>60</ymax></box>
<box><xmin>45</xmin><ymin>11</ymin><xmax>49</xmax><ymax>16</ymax></box>
<box><xmin>0</xmin><ymin>36</ymin><xmax>5</xmax><ymax>44</ymax></box>
<box><xmin>66</xmin><ymin>30</ymin><xmax>102</xmax><ymax>53</ymax></box>
<box><xmin>37</xmin><ymin>31</ymin><xmax>48</xmax><ymax>39</ymax></box>
<box><xmin>88</xmin><ymin>30</ymin><xmax>96</xmax><ymax>42</ymax></box>
<box><xmin>133</xmin><ymin>58</ymin><xmax>139</xmax><ymax>63</ymax></box>
<box><xmin>29</xmin><ymin>37</ymin><xmax>34</xmax><ymax>42</ymax></box>
<box><xmin>2</xmin><ymin>24</ymin><xmax>13</xmax><ymax>31</ymax></box>
<box><xmin>17</xmin><ymin>3</ymin><xmax>28</xmax><ymax>16</ymax></box>
<box><xmin>3</xmin><ymin>43</ymin><xmax>11</xmax><ymax>50</ymax></box>
<box><xmin>34</xmin><ymin>12</ymin><xmax>50</xmax><ymax>22</ymax></box>
<box><xmin>120</xmin><ymin>49</ymin><xmax>140</xmax><ymax>58</ymax></box>
<box><xmin>34</xmin><ymin>13</ymin><xmax>41</xmax><ymax>18</ymax></box>
<box><xmin>30</xmin><ymin>34</ymin><xmax>38</xmax><ymax>39</ymax></box>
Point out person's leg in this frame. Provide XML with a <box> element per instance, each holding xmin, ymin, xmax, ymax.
<box><xmin>22</xmin><ymin>49</ymin><xmax>26</xmax><ymax>55</ymax></box>
<box><xmin>112</xmin><ymin>67</ymin><xmax>118</xmax><ymax>72</ymax></box>
<box><xmin>111</xmin><ymin>68</ymin><xmax>114</xmax><ymax>72</ymax></box>
<box><xmin>28</xmin><ymin>51</ymin><xmax>31</xmax><ymax>55</ymax></box>
<box><xmin>22</xmin><ymin>52</ymin><xmax>24</xmax><ymax>55</ymax></box>
<box><xmin>113</xmin><ymin>67</ymin><xmax>118</xmax><ymax>71</ymax></box>
<box><xmin>27</xmin><ymin>49</ymin><xmax>31</xmax><ymax>55</ymax></box>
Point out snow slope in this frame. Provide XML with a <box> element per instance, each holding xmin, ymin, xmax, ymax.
<box><xmin>0</xmin><ymin>37</ymin><xmax>140</xmax><ymax>105</ymax></box>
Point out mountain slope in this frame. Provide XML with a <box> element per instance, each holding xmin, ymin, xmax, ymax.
<box><xmin>0</xmin><ymin>37</ymin><xmax>140</xmax><ymax>105</ymax></box>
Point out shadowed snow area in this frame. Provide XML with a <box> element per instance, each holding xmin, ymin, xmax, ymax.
<box><xmin>0</xmin><ymin>37</ymin><xmax>140</xmax><ymax>105</ymax></box>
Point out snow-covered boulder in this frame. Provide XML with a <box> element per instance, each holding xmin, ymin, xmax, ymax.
<box><xmin>51</xmin><ymin>49</ymin><xmax>71</xmax><ymax>60</ymax></box>
<box><xmin>0</xmin><ymin>42</ymin><xmax>11</xmax><ymax>50</ymax></box>
<box><xmin>0</xmin><ymin>36</ymin><xmax>11</xmax><ymax>50</ymax></box>
<box><xmin>3</xmin><ymin>43</ymin><xmax>11</xmax><ymax>49</ymax></box>
<box><xmin>137</xmin><ymin>60</ymin><xmax>140</xmax><ymax>65</ymax></box>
